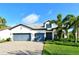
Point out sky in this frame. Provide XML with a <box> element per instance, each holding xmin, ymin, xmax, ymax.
<box><xmin>0</xmin><ymin>3</ymin><xmax>79</xmax><ymax>26</ymax></box>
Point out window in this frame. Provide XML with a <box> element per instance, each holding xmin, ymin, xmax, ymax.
<box><xmin>46</xmin><ymin>24</ymin><xmax>51</xmax><ymax>28</ymax></box>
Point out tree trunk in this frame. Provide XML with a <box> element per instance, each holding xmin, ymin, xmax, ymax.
<box><xmin>67</xmin><ymin>32</ymin><xmax>69</xmax><ymax>39</ymax></box>
<box><xmin>66</xmin><ymin>30</ymin><xmax>69</xmax><ymax>39</ymax></box>
<box><xmin>75</xmin><ymin>29</ymin><xmax>77</xmax><ymax>43</ymax></box>
<box><xmin>60</xmin><ymin>32</ymin><xmax>62</xmax><ymax>39</ymax></box>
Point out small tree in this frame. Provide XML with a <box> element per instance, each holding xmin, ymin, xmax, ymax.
<box><xmin>0</xmin><ymin>17</ymin><xmax>7</xmax><ymax>29</ymax></box>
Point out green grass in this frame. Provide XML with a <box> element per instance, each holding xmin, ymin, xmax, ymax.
<box><xmin>43</xmin><ymin>41</ymin><xmax>79</xmax><ymax>55</ymax></box>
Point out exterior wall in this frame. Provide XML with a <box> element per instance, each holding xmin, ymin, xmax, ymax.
<box><xmin>52</xmin><ymin>23</ymin><xmax>58</xmax><ymax>28</ymax></box>
<box><xmin>10</xmin><ymin>26</ymin><xmax>46</xmax><ymax>41</ymax></box>
<box><xmin>0</xmin><ymin>25</ymin><xmax>57</xmax><ymax>41</ymax></box>
<box><xmin>44</xmin><ymin>22</ymin><xmax>50</xmax><ymax>28</ymax></box>
<box><xmin>44</xmin><ymin>21</ymin><xmax>52</xmax><ymax>30</ymax></box>
<box><xmin>0</xmin><ymin>29</ymin><xmax>10</xmax><ymax>40</ymax></box>
<box><xmin>44</xmin><ymin>21</ymin><xmax>57</xmax><ymax>30</ymax></box>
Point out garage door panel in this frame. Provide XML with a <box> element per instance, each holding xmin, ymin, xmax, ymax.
<box><xmin>13</xmin><ymin>33</ymin><xmax>31</xmax><ymax>41</ymax></box>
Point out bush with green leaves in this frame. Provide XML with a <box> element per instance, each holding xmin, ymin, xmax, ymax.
<box><xmin>6</xmin><ymin>38</ymin><xmax>11</xmax><ymax>41</ymax></box>
<box><xmin>44</xmin><ymin>40</ymin><xmax>54</xmax><ymax>44</ymax></box>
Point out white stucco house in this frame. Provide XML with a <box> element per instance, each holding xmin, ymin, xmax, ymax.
<box><xmin>0</xmin><ymin>20</ymin><xmax>66</xmax><ymax>41</ymax></box>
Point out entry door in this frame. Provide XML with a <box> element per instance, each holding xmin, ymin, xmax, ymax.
<box><xmin>46</xmin><ymin>32</ymin><xmax>52</xmax><ymax>40</ymax></box>
<box><xmin>13</xmin><ymin>33</ymin><xmax>31</xmax><ymax>41</ymax></box>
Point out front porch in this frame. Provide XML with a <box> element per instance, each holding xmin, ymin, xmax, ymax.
<box><xmin>45</xmin><ymin>30</ymin><xmax>66</xmax><ymax>40</ymax></box>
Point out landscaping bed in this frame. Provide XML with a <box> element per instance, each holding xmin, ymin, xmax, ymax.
<box><xmin>0</xmin><ymin>38</ymin><xmax>11</xmax><ymax>43</ymax></box>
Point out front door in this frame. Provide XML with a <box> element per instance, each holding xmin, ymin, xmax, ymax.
<box><xmin>46</xmin><ymin>32</ymin><xmax>52</xmax><ymax>40</ymax></box>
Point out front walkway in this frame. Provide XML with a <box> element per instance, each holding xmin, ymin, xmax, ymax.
<box><xmin>0</xmin><ymin>41</ymin><xmax>43</xmax><ymax>55</ymax></box>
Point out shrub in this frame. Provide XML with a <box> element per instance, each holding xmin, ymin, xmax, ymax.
<box><xmin>53</xmin><ymin>41</ymin><xmax>79</xmax><ymax>47</ymax></box>
<box><xmin>6</xmin><ymin>38</ymin><xmax>11</xmax><ymax>41</ymax></box>
<box><xmin>54</xmin><ymin>39</ymin><xmax>59</xmax><ymax>41</ymax></box>
<box><xmin>45</xmin><ymin>40</ymin><xmax>79</xmax><ymax>47</ymax></box>
<box><xmin>54</xmin><ymin>38</ymin><xmax>75</xmax><ymax>42</ymax></box>
<box><xmin>0</xmin><ymin>38</ymin><xmax>11</xmax><ymax>43</ymax></box>
<box><xmin>44</xmin><ymin>40</ymin><xmax>54</xmax><ymax>44</ymax></box>
<box><xmin>69</xmin><ymin>33</ymin><xmax>74</xmax><ymax>38</ymax></box>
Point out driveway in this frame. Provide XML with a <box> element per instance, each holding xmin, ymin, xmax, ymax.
<box><xmin>0</xmin><ymin>41</ymin><xmax>43</xmax><ymax>55</ymax></box>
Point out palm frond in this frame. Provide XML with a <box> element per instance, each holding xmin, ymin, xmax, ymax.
<box><xmin>50</xmin><ymin>20</ymin><xmax>56</xmax><ymax>24</ymax></box>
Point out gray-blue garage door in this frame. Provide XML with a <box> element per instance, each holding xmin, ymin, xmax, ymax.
<box><xmin>13</xmin><ymin>33</ymin><xmax>31</xmax><ymax>41</ymax></box>
<box><xmin>35</xmin><ymin>33</ymin><xmax>44</xmax><ymax>41</ymax></box>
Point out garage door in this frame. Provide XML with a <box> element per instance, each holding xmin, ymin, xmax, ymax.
<box><xmin>13</xmin><ymin>33</ymin><xmax>31</xmax><ymax>41</ymax></box>
<box><xmin>35</xmin><ymin>33</ymin><xmax>44</xmax><ymax>41</ymax></box>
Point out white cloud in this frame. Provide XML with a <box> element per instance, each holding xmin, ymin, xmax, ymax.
<box><xmin>22</xmin><ymin>14</ymin><xmax>40</xmax><ymax>25</ymax></box>
<box><xmin>27</xmin><ymin>23</ymin><xmax>43</xmax><ymax>27</ymax></box>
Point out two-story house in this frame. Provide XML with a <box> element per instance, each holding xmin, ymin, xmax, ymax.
<box><xmin>0</xmin><ymin>20</ymin><xmax>66</xmax><ymax>41</ymax></box>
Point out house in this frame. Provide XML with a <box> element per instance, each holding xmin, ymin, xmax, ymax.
<box><xmin>0</xmin><ymin>20</ymin><xmax>66</xmax><ymax>41</ymax></box>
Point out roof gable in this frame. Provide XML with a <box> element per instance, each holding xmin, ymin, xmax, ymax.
<box><xmin>9</xmin><ymin>24</ymin><xmax>46</xmax><ymax>30</ymax></box>
<box><xmin>9</xmin><ymin>24</ymin><xmax>33</xmax><ymax>30</ymax></box>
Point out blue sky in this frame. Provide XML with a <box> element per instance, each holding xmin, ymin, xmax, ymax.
<box><xmin>0</xmin><ymin>3</ymin><xmax>79</xmax><ymax>26</ymax></box>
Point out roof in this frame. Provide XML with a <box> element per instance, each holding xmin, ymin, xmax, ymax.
<box><xmin>43</xmin><ymin>20</ymin><xmax>51</xmax><ymax>25</ymax></box>
<box><xmin>9</xmin><ymin>24</ymin><xmax>46</xmax><ymax>30</ymax></box>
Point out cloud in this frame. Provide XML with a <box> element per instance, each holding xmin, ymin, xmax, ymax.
<box><xmin>27</xmin><ymin>23</ymin><xmax>43</xmax><ymax>28</ymax></box>
<box><xmin>22</xmin><ymin>14</ymin><xmax>40</xmax><ymax>25</ymax></box>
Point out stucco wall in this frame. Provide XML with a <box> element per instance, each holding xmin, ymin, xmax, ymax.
<box><xmin>10</xmin><ymin>26</ymin><xmax>46</xmax><ymax>41</ymax></box>
<box><xmin>0</xmin><ymin>25</ymin><xmax>58</xmax><ymax>41</ymax></box>
<box><xmin>0</xmin><ymin>29</ymin><xmax>10</xmax><ymax>40</ymax></box>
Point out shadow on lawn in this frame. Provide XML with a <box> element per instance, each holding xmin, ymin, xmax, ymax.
<box><xmin>8</xmin><ymin>50</ymin><xmax>42</xmax><ymax>55</ymax></box>
<box><xmin>45</xmin><ymin>41</ymin><xmax>79</xmax><ymax>47</ymax></box>
<box><xmin>53</xmin><ymin>42</ymin><xmax>79</xmax><ymax>47</ymax></box>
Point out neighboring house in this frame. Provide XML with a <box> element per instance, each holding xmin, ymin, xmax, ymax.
<box><xmin>0</xmin><ymin>20</ymin><xmax>66</xmax><ymax>41</ymax></box>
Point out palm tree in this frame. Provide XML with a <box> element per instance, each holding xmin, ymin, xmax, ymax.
<box><xmin>50</xmin><ymin>14</ymin><xmax>79</xmax><ymax>43</ymax></box>
<box><xmin>50</xmin><ymin>14</ymin><xmax>63</xmax><ymax>39</ymax></box>
<box><xmin>64</xmin><ymin>15</ymin><xmax>79</xmax><ymax>43</ymax></box>
<box><xmin>56</xmin><ymin>14</ymin><xmax>63</xmax><ymax>39</ymax></box>
<box><xmin>2</xmin><ymin>18</ymin><xmax>6</xmax><ymax>26</ymax></box>
<box><xmin>72</xmin><ymin>16</ymin><xmax>79</xmax><ymax>43</ymax></box>
<box><xmin>63</xmin><ymin>15</ymin><xmax>76</xmax><ymax>39</ymax></box>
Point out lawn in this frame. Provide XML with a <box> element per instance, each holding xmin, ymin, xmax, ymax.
<box><xmin>42</xmin><ymin>41</ymin><xmax>79</xmax><ymax>55</ymax></box>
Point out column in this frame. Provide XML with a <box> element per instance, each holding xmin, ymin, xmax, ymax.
<box><xmin>52</xmin><ymin>31</ymin><xmax>54</xmax><ymax>40</ymax></box>
<box><xmin>31</xmin><ymin>33</ymin><xmax>35</xmax><ymax>41</ymax></box>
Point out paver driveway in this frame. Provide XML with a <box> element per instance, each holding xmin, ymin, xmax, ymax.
<box><xmin>0</xmin><ymin>41</ymin><xmax>43</xmax><ymax>55</ymax></box>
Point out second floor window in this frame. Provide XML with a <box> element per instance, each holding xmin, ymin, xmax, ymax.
<box><xmin>46</xmin><ymin>24</ymin><xmax>51</xmax><ymax>28</ymax></box>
